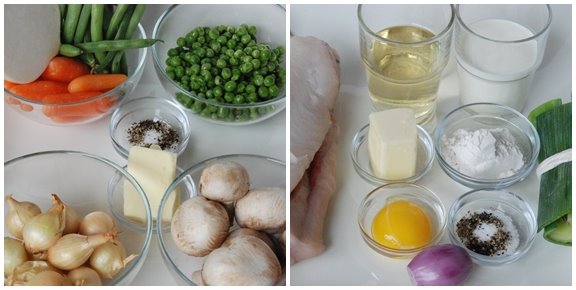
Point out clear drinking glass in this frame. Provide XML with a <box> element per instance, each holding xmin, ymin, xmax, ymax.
<box><xmin>357</xmin><ymin>4</ymin><xmax>455</xmax><ymax>130</ymax></box>
<box><xmin>455</xmin><ymin>5</ymin><xmax>552</xmax><ymax>111</ymax></box>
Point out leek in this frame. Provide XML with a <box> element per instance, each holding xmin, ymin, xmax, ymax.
<box><xmin>530</xmin><ymin>100</ymin><xmax>572</xmax><ymax>246</ymax></box>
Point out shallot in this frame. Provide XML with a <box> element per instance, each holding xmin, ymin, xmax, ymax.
<box><xmin>47</xmin><ymin>233</ymin><xmax>114</xmax><ymax>270</ymax></box>
<box><xmin>5</xmin><ymin>195</ymin><xmax>41</xmax><ymax>239</ymax></box>
<box><xmin>79</xmin><ymin>211</ymin><xmax>116</xmax><ymax>236</ymax></box>
<box><xmin>22</xmin><ymin>197</ymin><xmax>65</xmax><ymax>254</ymax></box>
<box><xmin>89</xmin><ymin>241</ymin><xmax>138</xmax><ymax>279</ymax></box>
<box><xmin>51</xmin><ymin>194</ymin><xmax>81</xmax><ymax>234</ymax></box>
<box><xmin>4</xmin><ymin>237</ymin><xmax>28</xmax><ymax>277</ymax></box>
<box><xmin>407</xmin><ymin>244</ymin><xmax>473</xmax><ymax>286</ymax></box>
<box><xmin>67</xmin><ymin>266</ymin><xmax>102</xmax><ymax>286</ymax></box>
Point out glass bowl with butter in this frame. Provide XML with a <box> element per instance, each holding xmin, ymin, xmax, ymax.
<box><xmin>4</xmin><ymin>151</ymin><xmax>152</xmax><ymax>285</ymax></box>
<box><xmin>358</xmin><ymin>182</ymin><xmax>446</xmax><ymax>258</ymax></box>
<box><xmin>351</xmin><ymin>109</ymin><xmax>434</xmax><ymax>184</ymax></box>
<box><xmin>156</xmin><ymin>154</ymin><xmax>285</xmax><ymax>285</ymax></box>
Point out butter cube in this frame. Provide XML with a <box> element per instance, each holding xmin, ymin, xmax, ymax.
<box><xmin>368</xmin><ymin>108</ymin><xmax>417</xmax><ymax>179</ymax></box>
<box><xmin>124</xmin><ymin>146</ymin><xmax>180</xmax><ymax>223</ymax></box>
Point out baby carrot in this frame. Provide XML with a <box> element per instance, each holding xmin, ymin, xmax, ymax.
<box><xmin>43</xmin><ymin>96</ymin><xmax>116</xmax><ymax>120</ymax></box>
<box><xmin>41</xmin><ymin>56</ymin><xmax>90</xmax><ymax>83</ymax></box>
<box><xmin>41</xmin><ymin>91</ymin><xmax>102</xmax><ymax>104</ymax></box>
<box><xmin>68</xmin><ymin>74</ymin><xmax>127</xmax><ymax>93</ymax></box>
<box><xmin>4</xmin><ymin>80</ymin><xmax>18</xmax><ymax>90</ymax></box>
<box><xmin>10</xmin><ymin>81</ymin><xmax>69</xmax><ymax>102</ymax></box>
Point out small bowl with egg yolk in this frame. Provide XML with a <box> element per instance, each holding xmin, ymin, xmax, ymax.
<box><xmin>358</xmin><ymin>182</ymin><xmax>446</xmax><ymax>258</ymax></box>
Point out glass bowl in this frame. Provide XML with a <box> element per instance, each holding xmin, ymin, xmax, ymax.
<box><xmin>434</xmin><ymin>103</ymin><xmax>540</xmax><ymax>188</ymax></box>
<box><xmin>4</xmin><ymin>24</ymin><xmax>147</xmax><ymax>126</ymax></box>
<box><xmin>109</xmin><ymin>96</ymin><xmax>191</xmax><ymax>159</ymax></box>
<box><xmin>447</xmin><ymin>189</ymin><xmax>537</xmax><ymax>266</ymax></box>
<box><xmin>351</xmin><ymin>124</ymin><xmax>434</xmax><ymax>185</ymax></box>
<box><xmin>358</xmin><ymin>182</ymin><xmax>446</xmax><ymax>258</ymax></box>
<box><xmin>157</xmin><ymin>154</ymin><xmax>286</xmax><ymax>285</ymax></box>
<box><xmin>151</xmin><ymin>4</ymin><xmax>286</xmax><ymax>125</ymax></box>
<box><xmin>4</xmin><ymin>151</ymin><xmax>153</xmax><ymax>285</ymax></box>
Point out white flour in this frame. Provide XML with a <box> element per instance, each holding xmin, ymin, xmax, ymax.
<box><xmin>441</xmin><ymin>128</ymin><xmax>525</xmax><ymax>179</ymax></box>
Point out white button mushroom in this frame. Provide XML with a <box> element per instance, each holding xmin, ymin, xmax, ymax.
<box><xmin>201</xmin><ymin>235</ymin><xmax>281</xmax><ymax>286</ymax></box>
<box><xmin>199</xmin><ymin>161</ymin><xmax>250</xmax><ymax>203</ymax></box>
<box><xmin>235</xmin><ymin>187</ymin><xmax>286</xmax><ymax>233</ymax></box>
<box><xmin>170</xmin><ymin>196</ymin><xmax>230</xmax><ymax>257</ymax></box>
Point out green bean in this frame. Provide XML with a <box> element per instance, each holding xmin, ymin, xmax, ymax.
<box><xmin>125</xmin><ymin>4</ymin><xmax>145</xmax><ymax>39</ymax></box>
<box><xmin>111</xmin><ymin>52</ymin><xmax>124</xmax><ymax>73</ymax></box>
<box><xmin>62</xmin><ymin>4</ymin><xmax>82</xmax><ymax>44</ymax></box>
<box><xmin>120</xmin><ymin>53</ymin><xmax>128</xmax><ymax>74</ymax></box>
<box><xmin>105</xmin><ymin>4</ymin><xmax>130</xmax><ymax>40</ymax></box>
<box><xmin>58</xmin><ymin>4</ymin><xmax>67</xmax><ymax>20</ymax></box>
<box><xmin>76</xmin><ymin>39</ymin><xmax>162</xmax><ymax>53</ymax></box>
<box><xmin>73</xmin><ymin>4</ymin><xmax>92</xmax><ymax>44</ymax></box>
<box><xmin>91</xmin><ymin>4</ymin><xmax>106</xmax><ymax>63</ymax></box>
<box><xmin>59</xmin><ymin>44</ymin><xmax>83</xmax><ymax>57</ymax></box>
<box><xmin>114</xmin><ymin>5</ymin><xmax>133</xmax><ymax>40</ymax></box>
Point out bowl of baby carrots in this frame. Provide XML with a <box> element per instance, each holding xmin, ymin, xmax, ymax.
<box><xmin>4</xmin><ymin>4</ymin><xmax>158</xmax><ymax>126</ymax></box>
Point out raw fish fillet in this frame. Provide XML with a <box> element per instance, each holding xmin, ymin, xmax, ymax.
<box><xmin>290</xmin><ymin>36</ymin><xmax>340</xmax><ymax>264</ymax></box>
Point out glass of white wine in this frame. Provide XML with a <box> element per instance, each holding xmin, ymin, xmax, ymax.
<box><xmin>357</xmin><ymin>4</ymin><xmax>455</xmax><ymax>130</ymax></box>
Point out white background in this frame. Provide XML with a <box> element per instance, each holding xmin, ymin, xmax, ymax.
<box><xmin>290</xmin><ymin>4</ymin><xmax>571</xmax><ymax>286</ymax></box>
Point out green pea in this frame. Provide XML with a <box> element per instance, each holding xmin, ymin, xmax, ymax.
<box><xmin>213</xmin><ymin>86</ymin><xmax>223</xmax><ymax>97</ymax></box>
<box><xmin>191</xmin><ymin>101</ymin><xmax>204</xmax><ymax>113</ymax></box>
<box><xmin>175</xmin><ymin>66</ymin><xmax>185</xmax><ymax>78</ymax></box>
<box><xmin>241</xmin><ymin>34</ymin><xmax>252</xmax><ymax>45</ymax></box>
<box><xmin>229</xmin><ymin>56</ymin><xmax>238</xmax><ymax>66</ymax></box>
<box><xmin>216</xmin><ymin>58</ymin><xmax>227</xmax><ymax>69</ymax></box>
<box><xmin>201</xmin><ymin>62</ymin><xmax>212</xmax><ymax>71</ymax></box>
<box><xmin>247</xmin><ymin>92</ymin><xmax>258</xmax><ymax>102</ymax></box>
<box><xmin>248</xmin><ymin>25</ymin><xmax>257</xmax><ymax>36</ymax></box>
<box><xmin>224</xmin><ymin>92</ymin><xmax>234</xmax><ymax>103</ymax></box>
<box><xmin>190</xmin><ymin>64</ymin><xmax>200</xmax><ymax>76</ymax></box>
<box><xmin>231</xmin><ymin>68</ymin><xmax>241</xmax><ymax>81</ymax></box>
<box><xmin>224</xmin><ymin>80</ymin><xmax>237</xmax><ymax>92</ymax></box>
<box><xmin>208</xmin><ymin>28</ymin><xmax>219</xmax><ymax>40</ymax></box>
<box><xmin>221</xmin><ymin>68</ymin><xmax>231</xmax><ymax>79</ymax></box>
<box><xmin>254</xmin><ymin>75</ymin><xmax>264</xmax><ymax>86</ymax></box>
<box><xmin>245</xmin><ymin>84</ymin><xmax>256</xmax><ymax>93</ymax></box>
<box><xmin>197</xmin><ymin>36</ymin><xmax>206</xmax><ymax>44</ymax></box>
<box><xmin>168</xmin><ymin>48</ymin><xmax>179</xmax><ymax>57</ymax></box>
<box><xmin>236</xmin><ymin>83</ymin><xmax>246</xmax><ymax>93</ymax></box>
<box><xmin>251</xmin><ymin>49</ymin><xmax>261</xmax><ymax>59</ymax></box>
<box><xmin>260</xmin><ymin>49</ymin><xmax>271</xmax><ymax>61</ymax></box>
<box><xmin>200</xmin><ymin>69</ymin><xmax>211</xmax><ymax>81</ymax></box>
<box><xmin>166</xmin><ymin>56</ymin><xmax>181</xmax><ymax>67</ymax></box>
<box><xmin>251</xmin><ymin>58</ymin><xmax>261</xmax><ymax>69</ymax></box>
<box><xmin>258</xmin><ymin>86</ymin><xmax>269</xmax><ymax>98</ymax></box>
<box><xmin>237</xmin><ymin>26</ymin><xmax>247</xmax><ymax>36</ymax></box>
<box><xmin>240</xmin><ymin>62</ymin><xmax>253</xmax><ymax>74</ymax></box>
<box><xmin>264</xmin><ymin>75</ymin><xmax>275</xmax><ymax>87</ymax></box>
<box><xmin>177</xmin><ymin>37</ymin><xmax>186</xmax><ymax>47</ymax></box>
<box><xmin>166</xmin><ymin>71</ymin><xmax>176</xmax><ymax>80</ymax></box>
<box><xmin>217</xmin><ymin>107</ymin><xmax>230</xmax><ymax>119</ymax></box>
<box><xmin>268</xmin><ymin>84</ymin><xmax>279</xmax><ymax>98</ymax></box>
<box><xmin>214</xmin><ymin>76</ymin><xmax>223</xmax><ymax>86</ymax></box>
<box><xmin>233</xmin><ymin>94</ymin><xmax>245</xmax><ymax>104</ymax></box>
<box><xmin>234</xmin><ymin>49</ymin><xmax>244</xmax><ymax>58</ymax></box>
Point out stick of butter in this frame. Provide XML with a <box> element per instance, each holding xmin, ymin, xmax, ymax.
<box><xmin>124</xmin><ymin>146</ymin><xmax>180</xmax><ymax>223</ymax></box>
<box><xmin>368</xmin><ymin>108</ymin><xmax>417</xmax><ymax>180</ymax></box>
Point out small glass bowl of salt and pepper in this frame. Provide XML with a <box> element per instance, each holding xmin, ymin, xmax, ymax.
<box><xmin>434</xmin><ymin>103</ymin><xmax>540</xmax><ymax>189</ymax></box>
<box><xmin>447</xmin><ymin>188</ymin><xmax>537</xmax><ymax>266</ymax></box>
<box><xmin>109</xmin><ymin>96</ymin><xmax>191</xmax><ymax>158</ymax></box>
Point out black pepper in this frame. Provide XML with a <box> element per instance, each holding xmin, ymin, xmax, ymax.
<box><xmin>127</xmin><ymin>119</ymin><xmax>180</xmax><ymax>151</ymax></box>
<box><xmin>456</xmin><ymin>211</ymin><xmax>512</xmax><ymax>256</ymax></box>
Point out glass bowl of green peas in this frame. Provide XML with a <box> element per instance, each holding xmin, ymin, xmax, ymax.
<box><xmin>151</xmin><ymin>4</ymin><xmax>286</xmax><ymax>125</ymax></box>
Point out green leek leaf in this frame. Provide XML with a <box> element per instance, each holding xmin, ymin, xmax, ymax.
<box><xmin>533</xmin><ymin>102</ymin><xmax>572</xmax><ymax>246</ymax></box>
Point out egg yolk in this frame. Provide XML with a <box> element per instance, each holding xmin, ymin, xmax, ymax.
<box><xmin>371</xmin><ymin>200</ymin><xmax>432</xmax><ymax>249</ymax></box>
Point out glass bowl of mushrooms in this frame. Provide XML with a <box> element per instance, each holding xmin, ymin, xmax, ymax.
<box><xmin>4</xmin><ymin>151</ymin><xmax>153</xmax><ymax>285</ymax></box>
<box><xmin>157</xmin><ymin>154</ymin><xmax>286</xmax><ymax>286</ymax></box>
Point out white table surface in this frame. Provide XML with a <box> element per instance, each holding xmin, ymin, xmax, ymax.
<box><xmin>290</xmin><ymin>4</ymin><xmax>572</xmax><ymax>286</ymax></box>
<box><xmin>4</xmin><ymin>4</ymin><xmax>286</xmax><ymax>286</ymax></box>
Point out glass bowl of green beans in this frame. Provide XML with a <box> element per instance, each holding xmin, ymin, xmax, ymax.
<box><xmin>151</xmin><ymin>4</ymin><xmax>286</xmax><ymax>125</ymax></box>
<box><xmin>4</xmin><ymin>4</ymin><xmax>149</xmax><ymax>127</ymax></box>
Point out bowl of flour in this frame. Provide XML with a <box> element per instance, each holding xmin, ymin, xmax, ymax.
<box><xmin>434</xmin><ymin>103</ymin><xmax>540</xmax><ymax>188</ymax></box>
